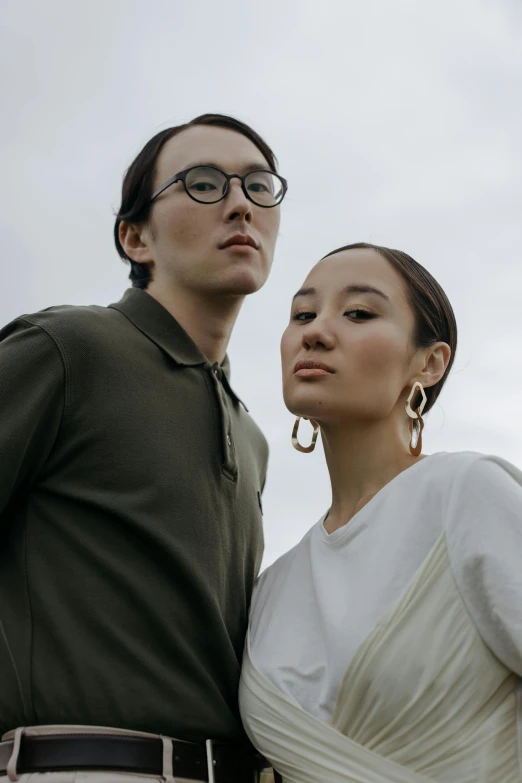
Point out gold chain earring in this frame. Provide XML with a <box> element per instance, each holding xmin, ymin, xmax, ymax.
<box><xmin>405</xmin><ymin>381</ymin><xmax>427</xmax><ymax>457</ymax></box>
<box><xmin>291</xmin><ymin>417</ymin><xmax>319</xmax><ymax>453</ymax></box>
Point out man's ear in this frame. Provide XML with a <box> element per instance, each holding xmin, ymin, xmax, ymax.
<box><xmin>417</xmin><ymin>342</ymin><xmax>452</xmax><ymax>390</ymax></box>
<box><xmin>119</xmin><ymin>220</ymin><xmax>154</xmax><ymax>264</ymax></box>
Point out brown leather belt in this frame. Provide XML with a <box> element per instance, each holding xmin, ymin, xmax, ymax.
<box><xmin>0</xmin><ymin>733</ymin><xmax>266</xmax><ymax>782</ymax></box>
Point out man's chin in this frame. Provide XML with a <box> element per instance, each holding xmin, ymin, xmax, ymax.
<box><xmin>214</xmin><ymin>269</ymin><xmax>269</xmax><ymax>297</ymax></box>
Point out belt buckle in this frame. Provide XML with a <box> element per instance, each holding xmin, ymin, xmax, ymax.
<box><xmin>205</xmin><ymin>739</ymin><xmax>216</xmax><ymax>783</ymax></box>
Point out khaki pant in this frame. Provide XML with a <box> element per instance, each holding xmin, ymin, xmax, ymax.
<box><xmin>0</xmin><ymin>725</ymin><xmax>207</xmax><ymax>783</ymax></box>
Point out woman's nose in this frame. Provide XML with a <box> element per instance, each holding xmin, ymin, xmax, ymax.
<box><xmin>301</xmin><ymin>320</ymin><xmax>336</xmax><ymax>351</ymax></box>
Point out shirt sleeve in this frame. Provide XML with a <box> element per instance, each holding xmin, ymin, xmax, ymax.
<box><xmin>0</xmin><ymin>317</ymin><xmax>65</xmax><ymax>517</ymax></box>
<box><xmin>446</xmin><ymin>455</ymin><xmax>522</xmax><ymax>677</ymax></box>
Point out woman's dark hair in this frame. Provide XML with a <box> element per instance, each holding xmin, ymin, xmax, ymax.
<box><xmin>322</xmin><ymin>242</ymin><xmax>457</xmax><ymax>415</ymax></box>
<box><xmin>114</xmin><ymin>113</ymin><xmax>278</xmax><ymax>289</ymax></box>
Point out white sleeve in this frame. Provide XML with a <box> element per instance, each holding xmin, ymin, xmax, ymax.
<box><xmin>446</xmin><ymin>455</ymin><xmax>522</xmax><ymax>677</ymax></box>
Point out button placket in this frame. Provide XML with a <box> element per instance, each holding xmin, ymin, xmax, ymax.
<box><xmin>209</xmin><ymin>364</ymin><xmax>237</xmax><ymax>479</ymax></box>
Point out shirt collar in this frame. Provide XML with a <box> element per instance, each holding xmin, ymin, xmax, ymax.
<box><xmin>109</xmin><ymin>288</ymin><xmax>247</xmax><ymax>409</ymax></box>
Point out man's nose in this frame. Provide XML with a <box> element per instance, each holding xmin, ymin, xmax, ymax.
<box><xmin>224</xmin><ymin>178</ymin><xmax>253</xmax><ymax>223</ymax></box>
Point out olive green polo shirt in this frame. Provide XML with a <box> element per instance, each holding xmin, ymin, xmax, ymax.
<box><xmin>0</xmin><ymin>288</ymin><xmax>268</xmax><ymax>742</ymax></box>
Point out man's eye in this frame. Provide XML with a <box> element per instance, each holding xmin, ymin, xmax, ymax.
<box><xmin>292</xmin><ymin>311</ymin><xmax>316</xmax><ymax>321</ymax></box>
<box><xmin>345</xmin><ymin>309</ymin><xmax>375</xmax><ymax>320</ymax></box>
<box><xmin>248</xmin><ymin>182</ymin><xmax>269</xmax><ymax>193</ymax></box>
<box><xmin>191</xmin><ymin>181</ymin><xmax>217</xmax><ymax>192</ymax></box>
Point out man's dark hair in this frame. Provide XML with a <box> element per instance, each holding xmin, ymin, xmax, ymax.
<box><xmin>322</xmin><ymin>242</ymin><xmax>457</xmax><ymax>417</ymax></box>
<box><xmin>114</xmin><ymin>114</ymin><xmax>278</xmax><ymax>289</ymax></box>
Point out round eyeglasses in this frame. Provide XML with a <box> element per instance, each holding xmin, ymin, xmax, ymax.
<box><xmin>149</xmin><ymin>165</ymin><xmax>287</xmax><ymax>208</ymax></box>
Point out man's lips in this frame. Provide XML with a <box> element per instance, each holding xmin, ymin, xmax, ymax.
<box><xmin>219</xmin><ymin>233</ymin><xmax>258</xmax><ymax>250</ymax></box>
<box><xmin>294</xmin><ymin>359</ymin><xmax>335</xmax><ymax>377</ymax></box>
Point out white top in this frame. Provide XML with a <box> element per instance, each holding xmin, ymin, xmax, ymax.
<box><xmin>249</xmin><ymin>451</ymin><xmax>522</xmax><ymax>724</ymax></box>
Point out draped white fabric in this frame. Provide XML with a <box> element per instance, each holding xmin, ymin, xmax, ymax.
<box><xmin>240</xmin><ymin>534</ymin><xmax>520</xmax><ymax>782</ymax></box>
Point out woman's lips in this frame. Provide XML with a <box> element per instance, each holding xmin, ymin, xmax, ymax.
<box><xmin>295</xmin><ymin>367</ymin><xmax>331</xmax><ymax>377</ymax></box>
<box><xmin>294</xmin><ymin>360</ymin><xmax>334</xmax><ymax>378</ymax></box>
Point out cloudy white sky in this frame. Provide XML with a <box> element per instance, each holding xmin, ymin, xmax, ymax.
<box><xmin>2</xmin><ymin>0</ymin><xmax>521</xmax><ymax>566</ymax></box>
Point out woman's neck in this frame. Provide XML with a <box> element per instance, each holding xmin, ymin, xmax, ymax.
<box><xmin>321</xmin><ymin>417</ymin><xmax>423</xmax><ymax>534</ymax></box>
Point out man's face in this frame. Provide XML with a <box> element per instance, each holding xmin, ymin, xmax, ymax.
<box><xmin>131</xmin><ymin>125</ymin><xmax>281</xmax><ymax>298</ymax></box>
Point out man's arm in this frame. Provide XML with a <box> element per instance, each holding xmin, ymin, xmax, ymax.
<box><xmin>0</xmin><ymin>318</ymin><xmax>65</xmax><ymax>516</ymax></box>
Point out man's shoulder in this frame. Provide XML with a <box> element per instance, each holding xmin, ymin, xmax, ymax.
<box><xmin>0</xmin><ymin>300</ymin><xmax>139</xmax><ymax>374</ymax></box>
<box><xmin>21</xmin><ymin>300</ymin><xmax>118</xmax><ymax>330</ymax></box>
<box><xmin>5</xmin><ymin>300</ymin><xmax>129</xmax><ymax>351</ymax></box>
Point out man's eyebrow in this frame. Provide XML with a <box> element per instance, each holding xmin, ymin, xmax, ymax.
<box><xmin>180</xmin><ymin>161</ymin><xmax>271</xmax><ymax>173</ymax></box>
<box><xmin>292</xmin><ymin>285</ymin><xmax>390</xmax><ymax>302</ymax></box>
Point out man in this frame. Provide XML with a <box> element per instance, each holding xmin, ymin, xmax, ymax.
<box><xmin>0</xmin><ymin>114</ymin><xmax>286</xmax><ymax>782</ymax></box>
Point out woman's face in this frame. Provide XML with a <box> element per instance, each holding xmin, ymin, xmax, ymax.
<box><xmin>281</xmin><ymin>248</ymin><xmax>422</xmax><ymax>427</ymax></box>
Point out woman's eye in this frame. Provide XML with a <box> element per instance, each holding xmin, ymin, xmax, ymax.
<box><xmin>345</xmin><ymin>309</ymin><xmax>375</xmax><ymax>320</ymax></box>
<box><xmin>292</xmin><ymin>311</ymin><xmax>316</xmax><ymax>321</ymax></box>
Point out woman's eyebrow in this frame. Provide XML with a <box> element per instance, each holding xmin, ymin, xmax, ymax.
<box><xmin>292</xmin><ymin>285</ymin><xmax>389</xmax><ymax>302</ymax></box>
<box><xmin>292</xmin><ymin>287</ymin><xmax>316</xmax><ymax>301</ymax></box>
<box><xmin>343</xmin><ymin>284</ymin><xmax>390</xmax><ymax>302</ymax></box>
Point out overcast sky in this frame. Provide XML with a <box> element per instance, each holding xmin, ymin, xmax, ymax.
<box><xmin>2</xmin><ymin>0</ymin><xmax>521</xmax><ymax>566</ymax></box>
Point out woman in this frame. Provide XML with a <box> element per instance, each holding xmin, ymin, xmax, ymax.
<box><xmin>240</xmin><ymin>243</ymin><xmax>522</xmax><ymax>783</ymax></box>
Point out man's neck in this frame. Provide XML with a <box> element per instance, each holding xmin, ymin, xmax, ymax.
<box><xmin>145</xmin><ymin>282</ymin><xmax>244</xmax><ymax>365</ymax></box>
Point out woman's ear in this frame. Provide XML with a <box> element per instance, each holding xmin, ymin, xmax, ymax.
<box><xmin>418</xmin><ymin>342</ymin><xmax>452</xmax><ymax>390</ymax></box>
<box><xmin>119</xmin><ymin>220</ymin><xmax>154</xmax><ymax>264</ymax></box>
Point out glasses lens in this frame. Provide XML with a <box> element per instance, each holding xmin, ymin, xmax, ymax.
<box><xmin>184</xmin><ymin>167</ymin><xmax>227</xmax><ymax>203</ymax></box>
<box><xmin>244</xmin><ymin>171</ymin><xmax>285</xmax><ymax>206</ymax></box>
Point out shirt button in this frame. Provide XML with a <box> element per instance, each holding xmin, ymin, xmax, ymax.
<box><xmin>227</xmin><ymin>434</ymin><xmax>232</xmax><ymax>446</ymax></box>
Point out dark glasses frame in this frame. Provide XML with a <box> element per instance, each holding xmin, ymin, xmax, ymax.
<box><xmin>149</xmin><ymin>165</ymin><xmax>288</xmax><ymax>208</ymax></box>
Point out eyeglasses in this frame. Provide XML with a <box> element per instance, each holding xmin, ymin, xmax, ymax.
<box><xmin>149</xmin><ymin>165</ymin><xmax>287</xmax><ymax>208</ymax></box>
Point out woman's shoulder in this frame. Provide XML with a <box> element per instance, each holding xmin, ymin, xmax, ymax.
<box><xmin>440</xmin><ymin>452</ymin><xmax>522</xmax><ymax>675</ymax></box>
<box><xmin>427</xmin><ymin>450</ymin><xmax>522</xmax><ymax>492</ymax></box>
<box><xmin>392</xmin><ymin>451</ymin><xmax>522</xmax><ymax>544</ymax></box>
<box><xmin>445</xmin><ymin>450</ymin><xmax>521</xmax><ymax>486</ymax></box>
<box><xmin>439</xmin><ymin>450</ymin><xmax>522</xmax><ymax>548</ymax></box>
